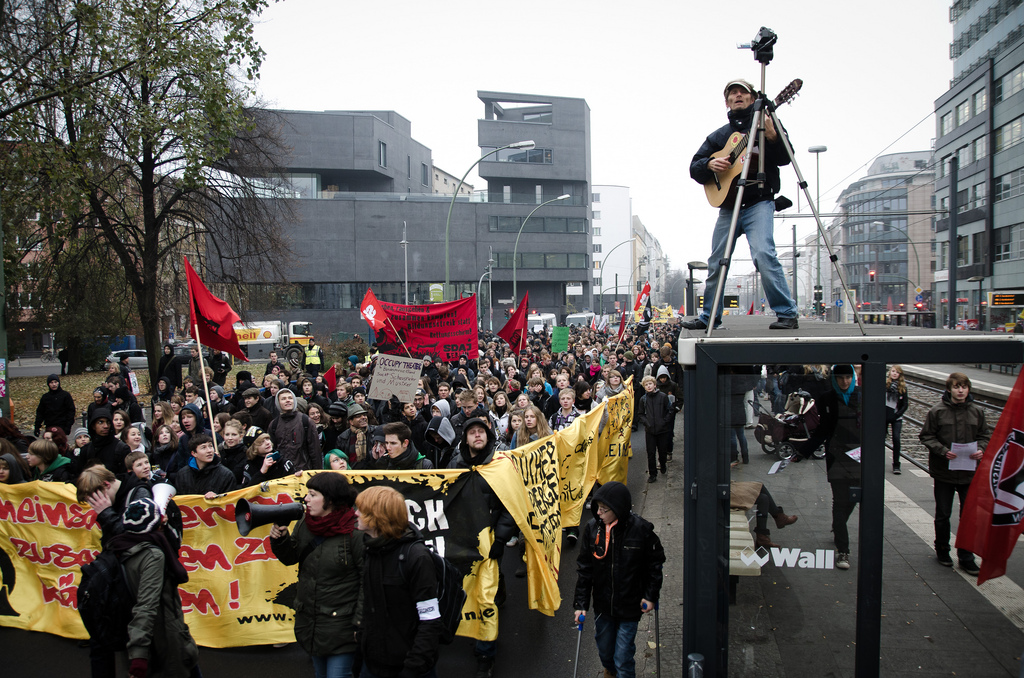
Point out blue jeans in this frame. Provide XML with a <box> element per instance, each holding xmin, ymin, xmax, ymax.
<box><xmin>311</xmin><ymin>653</ymin><xmax>354</xmax><ymax>678</ymax></box>
<box><xmin>698</xmin><ymin>200</ymin><xmax>797</xmax><ymax>324</ymax></box>
<box><xmin>594</xmin><ymin>614</ymin><xmax>639</xmax><ymax>678</ymax></box>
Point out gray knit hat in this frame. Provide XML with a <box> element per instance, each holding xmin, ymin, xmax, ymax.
<box><xmin>123</xmin><ymin>498</ymin><xmax>162</xmax><ymax>534</ymax></box>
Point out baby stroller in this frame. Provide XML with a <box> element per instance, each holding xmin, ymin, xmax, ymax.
<box><xmin>751</xmin><ymin>390</ymin><xmax>824</xmax><ymax>461</ymax></box>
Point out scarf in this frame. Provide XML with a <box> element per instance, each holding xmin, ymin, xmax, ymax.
<box><xmin>493</xmin><ymin>401</ymin><xmax>508</xmax><ymax>417</ymax></box>
<box><xmin>305</xmin><ymin>506</ymin><xmax>357</xmax><ymax>537</ymax></box>
<box><xmin>108</xmin><ymin>530</ymin><xmax>190</xmax><ymax>584</ymax></box>
<box><xmin>728</xmin><ymin>102</ymin><xmax>754</xmax><ymax>133</ymax></box>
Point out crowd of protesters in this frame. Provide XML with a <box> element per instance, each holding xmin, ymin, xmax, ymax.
<box><xmin>0</xmin><ymin>320</ymin><xmax>684</xmax><ymax>678</ymax></box>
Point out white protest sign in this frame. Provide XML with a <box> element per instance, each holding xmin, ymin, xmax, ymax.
<box><xmin>368</xmin><ymin>354</ymin><xmax>424</xmax><ymax>402</ymax></box>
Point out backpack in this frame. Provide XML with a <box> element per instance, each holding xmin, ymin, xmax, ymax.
<box><xmin>78</xmin><ymin>550</ymin><xmax>135</xmax><ymax>649</ymax></box>
<box><xmin>398</xmin><ymin>541</ymin><xmax>467</xmax><ymax>645</ymax></box>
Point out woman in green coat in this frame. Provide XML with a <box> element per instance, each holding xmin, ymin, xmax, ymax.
<box><xmin>270</xmin><ymin>473</ymin><xmax>363</xmax><ymax>678</ymax></box>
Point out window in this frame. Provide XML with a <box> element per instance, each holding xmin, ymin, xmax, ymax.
<box><xmin>972</xmin><ymin>136</ymin><xmax>987</xmax><ymax>162</ymax></box>
<box><xmin>938</xmin><ymin>156</ymin><xmax>949</xmax><ymax>178</ymax></box>
<box><xmin>957</xmin><ymin>145</ymin><xmax>972</xmax><ymax>168</ymax></box>
<box><xmin>957</xmin><ymin>188</ymin><xmax>969</xmax><ymax>212</ymax></box>
<box><xmin>971</xmin><ymin>181</ymin><xmax>986</xmax><ymax>210</ymax></box>
<box><xmin>973</xmin><ymin>232</ymin><xmax>984</xmax><ymax>266</ymax></box>
<box><xmin>995</xmin><ymin>168</ymin><xmax>1024</xmax><ymax>202</ymax></box>
<box><xmin>479</xmin><ymin>147</ymin><xmax>554</xmax><ymax>164</ymax></box>
<box><xmin>956</xmin><ymin>100</ymin><xmax>971</xmax><ymax>126</ymax></box>
<box><xmin>378</xmin><ymin>141</ymin><xmax>387</xmax><ymax>167</ymax></box>
<box><xmin>592</xmin><ymin>193</ymin><xmax>601</xmax><ymax>203</ymax></box>
<box><xmin>994</xmin><ymin>224</ymin><xmax>1021</xmax><ymax>262</ymax></box>
<box><xmin>940</xmin><ymin>195</ymin><xmax>950</xmax><ymax>213</ymax></box>
<box><xmin>997</xmin><ymin>62</ymin><xmax>1024</xmax><ymax>103</ymax></box>
<box><xmin>593</xmin><ymin>211</ymin><xmax>601</xmax><ymax>220</ymax></box>
<box><xmin>995</xmin><ymin>115</ymin><xmax>1024</xmax><ymax>151</ymax></box>
<box><xmin>503</xmin><ymin>186</ymin><xmax>511</xmax><ymax>204</ymax></box>
<box><xmin>594</xmin><ymin>226</ymin><xmax>602</xmax><ymax>236</ymax></box>
<box><xmin>973</xmin><ymin>88</ymin><xmax>988</xmax><ymax>116</ymax></box>
<box><xmin>536</xmin><ymin>185</ymin><xmax>543</xmax><ymax>204</ymax></box>
<box><xmin>593</xmin><ymin>243</ymin><xmax>602</xmax><ymax>253</ymax></box>
<box><xmin>522</xmin><ymin>111</ymin><xmax>553</xmax><ymax>123</ymax></box>
<box><xmin>594</xmin><ymin>261</ymin><xmax>602</xmax><ymax>269</ymax></box>
<box><xmin>940</xmin><ymin>112</ymin><xmax>953</xmax><ymax>136</ymax></box>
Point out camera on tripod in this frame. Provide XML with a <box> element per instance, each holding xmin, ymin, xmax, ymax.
<box><xmin>738</xmin><ymin>26</ymin><xmax>777</xmax><ymax>64</ymax></box>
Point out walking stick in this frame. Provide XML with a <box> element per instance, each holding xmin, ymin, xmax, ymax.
<box><xmin>573</xmin><ymin>612</ymin><xmax>585</xmax><ymax>678</ymax></box>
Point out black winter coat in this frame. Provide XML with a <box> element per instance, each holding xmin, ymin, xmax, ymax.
<box><xmin>574</xmin><ymin>483</ymin><xmax>665</xmax><ymax>621</ymax></box>
<box><xmin>360</xmin><ymin>529</ymin><xmax>442</xmax><ymax>677</ymax></box>
<box><xmin>35</xmin><ymin>386</ymin><xmax>76</xmax><ymax>434</ymax></box>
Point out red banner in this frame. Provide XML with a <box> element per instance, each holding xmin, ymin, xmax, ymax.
<box><xmin>498</xmin><ymin>292</ymin><xmax>529</xmax><ymax>355</ymax></box>
<box><xmin>634</xmin><ymin>281</ymin><xmax>651</xmax><ymax>311</ymax></box>
<box><xmin>374</xmin><ymin>296</ymin><xmax>479</xmax><ymax>363</ymax></box>
<box><xmin>957</xmin><ymin>370</ymin><xmax>1024</xmax><ymax>583</ymax></box>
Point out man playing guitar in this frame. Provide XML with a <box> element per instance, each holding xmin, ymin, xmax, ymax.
<box><xmin>684</xmin><ymin>79</ymin><xmax>799</xmax><ymax>331</ymax></box>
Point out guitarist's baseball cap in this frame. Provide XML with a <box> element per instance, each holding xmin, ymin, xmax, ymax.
<box><xmin>724</xmin><ymin>79</ymin><xmax>755</xmax><ymax>97</ymax></box>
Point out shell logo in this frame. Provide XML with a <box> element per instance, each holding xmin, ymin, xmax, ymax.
<box><xmin>263</xmin><ymin>331</ymin><xmax>272</xmax><ymax>339</ymax></box>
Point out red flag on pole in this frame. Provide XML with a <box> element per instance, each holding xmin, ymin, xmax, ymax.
<box><xmin>590</xmin><ymin>314</ymin><xmax>596</xmax><ymax>331</ymax></box>
<box><xmin>323</xmin><ymin>365</ymin><xmax>337</xmax><ymax>392</ymax></box>
<box><xmin>183</xmin><ymin>257</ymin><xmax>248</xmax><ymax>362</ymax></box>
<box><xmin>956</xmin><ymin>370</ymin><xmax>1024</xmax><ymax>583</ymax></box>
<box><xmin>747</xmin><ymin>301</ymin><xmax>755</xmax><ymax>315</ymax></box>
<box><xmin>360</xmin><ymin>288</ymin><xmax>388</xmax><ymax>331</ymax></box>
<box><xmin>498</xmin><ymin>292</ymin><xmax>529</xmax><ymax>354</ymax></box>
<box><xmin>616</xmin><ymin>309</ymin><xmax>627</xmax><ymax>343</ymax></box>
<box><xmin>634</xmin><ymin>281</ymin><xmax>651</xmax><ymax>311</ymax></box>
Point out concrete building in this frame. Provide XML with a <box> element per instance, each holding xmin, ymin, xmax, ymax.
<box><xmin>933</xmin><ymin>1</ymin><xmax>1024</xmax><ymax>329</ymax></box>
<box><xmin>832</xmin><ymin>152</ymin><xmax>935</xmax><ymax>317</ymax></box>
<box><xmin>233</xmin><ymin>91</ymin><xmax>593</xmax><ymax>335</ymax></box>
<box><xmin>590</xmin><ymin>185</ymin><xmax>632</xmax><ymax>314</ymax></box>
<box><xmin>431</xmin><ymin>166</ymin><xmax>473</xmax><ymax>196</ymax></box>
<box><xmin>632</xmin><ymin>216</ymin><xmax>668</xmax><ymax>305</ymax></box>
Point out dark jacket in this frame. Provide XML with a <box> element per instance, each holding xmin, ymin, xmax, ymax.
<box><xmin>82</xmin><ymin>407</ymin><xmax>131</xmax><ymax>477</ymax></box>
<box><xmin>35</xmin><ymin>377</ymin><xmax>76</xmax><ymax>435</ymax></box>
<box><xmin>372</xmin><ymin>442</ymin><xmax>434</xmax><ymax>471</ymax></box>
<box><xmin>361</xmin><ymin>528</ymin><xmax>443</xmax><ymax>678</ymax></box>
<box><xmin>447</xmin><ymin>419</ymin><xmax>518</xmax><ymax>550</ymax></box>
<box><xmin>421</xmin><ymin>416</ymin><xmax>457</xmax><ymax>469</ymax></box>
<box><xmin>121</xmin><ymin>541</ymin><xmax>200</xmax><ymax>676</ymax></box>
<box><xmin>270</xmin><ymin>390</ymin><xmax>321</xmax><ymax>471</ymax></box>
<box><xmin>885</xmin><ymin>382</ymin><xmax>909</xmax><ymax>423</ymax></box>
<box><xmin>241</xmin><ymin>453</ymin><xmax>296</xmax><ymax>487</ymax></box>
<box><xmin>819</xmin><ymin>383</ymin><xmax>863</xmax><ymax>483</ymax></box>
<box><xmin>270</xmin><ymin>518</ymin><xmax>363</xmax><ymax>657</ymax></box>
<box><xmin>34</xmin><ymin>454</ymin><xmax>75</xmax><ymax>483</ymax></box>
<box><xmin>574</xmin><ymin>482</ymin><xmax>665</xmax><ymax>621</ymax></box>
<box><xmin>689</xmin><ymin>101</ymin><xmax>791</xmax><ymax>208</ymax></box>
<box><xmin>172</xmin><ymin>454</ymin><xmax>237</xmax><ymax>495</ymax></box>
<box><xmin>640</xmin><ymin>389</ymin><xmax>673</xmax><ymax>436</ymax></box>
<box><xmin>920</xmin><ymin>391</ymin><xmax>991</xmax><ymax>485</ymax></box>
<box><xmin>336</xmin><ymin>425</ymin><xmax>382</xmax><ymax>468</ymax></box>
<box><xmin>219</xmin><ymin>443</ymin><xmax>249</xmax><ymax>486</ymax></box>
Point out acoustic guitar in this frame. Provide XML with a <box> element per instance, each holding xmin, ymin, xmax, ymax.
<box><xmin>703</xmin><ymin>79</ymin><xmax>803</xmax><ymax>209</ymax></box>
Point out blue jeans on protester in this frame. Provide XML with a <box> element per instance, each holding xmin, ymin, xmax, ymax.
<box><xmin>594</xmin><ymin>613</ymin><xmax>639</xmax><ymax>678</ymax></box>
<box><xmin>311</xmin><ymin>653</ymin><xmax>354</xmax><ymax>678</ymax></box>
<box><xmin>697</xmin><ymin>200</ymin><xmax>797</xmax><ymax>325</ymax></box>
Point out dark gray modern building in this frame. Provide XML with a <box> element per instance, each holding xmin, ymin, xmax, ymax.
<box><xmin>933</xmin><ymin>1</ymin><xmax>1024</xmax><ymax>330</ymax></box>
<box><xmin>233</xmin><ymin>91</ymin><xmax>592</xmax><ymax>337</ymax></box>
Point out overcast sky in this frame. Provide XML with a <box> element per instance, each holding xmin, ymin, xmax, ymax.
<box><xmin>251</xmin><ymin>0</ymin><xmax>952</xmax><ymax>275</ymax></box>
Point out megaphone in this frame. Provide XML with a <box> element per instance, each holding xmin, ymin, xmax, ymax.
<box><xmin>151</xmin><ymin>483</ymin><xmax>176</xmax><ymax>515</ymax></box>
<box><xmin>235</xmin><ymin>498</ymin><xmax>304</xmax><ymax>536</ymax></box>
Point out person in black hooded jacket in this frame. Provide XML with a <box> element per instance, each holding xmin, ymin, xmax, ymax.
<box><xmin>173</xmin><ymin>434</ymin><xmax>237</xmax><ymax>497</ymax></box>
<box><xmin>34</xmin><ymin>374</ymin><xmax>76</xmax><ymax>436</ymax></box>
<box><xmin>574</xmin><ymin>481</ymin><xmax>665</xmax><ymax>678</ymax></box>
<box><xmin>81</xmin><ymin>407</ymin><xmax>131</xmax><ymax>476</ymax></box>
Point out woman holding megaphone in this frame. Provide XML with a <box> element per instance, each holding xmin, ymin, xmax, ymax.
<box><xmin>269</xmin><ymin>473</ymin><xmax>363</xmax><ymax>678</ymax></box>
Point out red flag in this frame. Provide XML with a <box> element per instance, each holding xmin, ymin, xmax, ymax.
<box><xmin>616</xmin><ymin>310</ymin><xmax>627</xmax><ymax>343</ymax></box>
<box><xmin>498</xmin><ymin>292</ymin><xmax>530</xmax><ymax>355</ymax></box>
<box><xmin>590</xmin><ymin>314</ymin><xmax>596</xmax><ymax>331</ymax></box>
<box><xmin>183</xmin><ymin>257</ymin><xmax>248</xmax><ymax>363</ymax></box>
<box><xmin>323</xmin><ymin>365</ymin><xmax>337</xmax><ymax>392</ymax></box>
<box><xmin>360</xmin><ymin>288</ymin><xmax>388</xmax><ymax>331</ymax></box>
<box><xmin>634</xmin><ymin>281</ymin><xmax>651</xmax><ymax>311</ymax></box>
<box><xmin>956</xmin><ymin>370</ymin><xmax>1024</xmax><ymax>583</ymax></box>
<box><xmin>747</xmin><ymin>301</ymin><xmax>755</xmax><ymax>315</ymax></box>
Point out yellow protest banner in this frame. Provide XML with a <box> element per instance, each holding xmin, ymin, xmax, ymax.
<box><xmin>0</xmin><ymin>390</ymin><xmax>636</xmax><ymax>647</ymax></box>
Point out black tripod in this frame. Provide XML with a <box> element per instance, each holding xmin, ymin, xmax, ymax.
<box><xmin>703</xmin><ymin>28</ymin><xmax>864</xmax><ymax>337</ymax></box>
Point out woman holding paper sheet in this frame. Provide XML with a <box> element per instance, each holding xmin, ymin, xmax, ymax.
<box><xmin>818</xmin><ymin>364</ymin><xmax>862</xmax><ymax>571</ymax></box>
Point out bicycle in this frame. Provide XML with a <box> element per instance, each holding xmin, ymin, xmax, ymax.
<box><xmin>40</xmin><ymin>350</ymin><xmax>57</xmax><ymax>363</ymax></box>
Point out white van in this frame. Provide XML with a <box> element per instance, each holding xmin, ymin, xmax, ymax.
<box><xmin>527</xmin><ymin>313</ymin><xmax>557</xmax><ymax>333</ymax></box>
<box><xmin>564</xmin><ymin>312</ymin><xmax>595</xmax><ymax>328</ymax></box>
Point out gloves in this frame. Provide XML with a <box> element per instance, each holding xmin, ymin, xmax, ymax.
<box><xmin>129</xmin><ymin>658</ymin><xmax>148</xmax><ymax>678</ymax></box>
<box><xmin>488</xmin><ymin>541</ymin><xmax>505</xmax><ymax>560</ymax></box>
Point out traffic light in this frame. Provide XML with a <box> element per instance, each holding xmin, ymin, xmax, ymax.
<box><xmin>915</xmin><ymin>302</ymin><xmax>924</xmax><ymax>310</ymax></box>
<box><xmin>869</xmin><ymin>269</ymin><xmax>876</xmax><ymax>282</ymax></box>
<box><xmin>504</xmin><ymin>309</ymin><xmax>510</xmax><ymax>319</ymax></box>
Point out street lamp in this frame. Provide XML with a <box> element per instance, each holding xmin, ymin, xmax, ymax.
<box><xmin>872</xmin><ymin>220</ymin><xmax>921</xmax><ymax>309</ymax></box>
<box><xmin>686</xmin><ymin>260</ymin><xmax>708</xmax><ymax>317</ymax></box>
<box><xmin>598</xmin><ymin>238</ymin><xmax>636</xmax><ymax>318</ymax></box>
<box><xmin>512</xmin><ymin>194</ymin><xmax>571</xmax><ymax>305</ymax></box>
<box><xmin>444</xmin><ymin>140</ymin><xmax>535</xmax><ymax>300</ymax></box>
<box><xmin>400</xmin><ymin>221</ymin><xmax>409</xmax><ymax>304</ymax></box>
<box><xmin>967</xmin><ymin>275</ymin><xmax>984</xmax><ymax>330</ymax></box>
<box><xmin>809</xmin><ymin>145</ymin><xmax>827</xmax><ymax>315</ymax></box>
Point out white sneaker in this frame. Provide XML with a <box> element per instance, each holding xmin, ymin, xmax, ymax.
<box><xmin>836</xmin><ymin>552</ymin><xmax>850</xmax><ymax>570</ymax></box>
